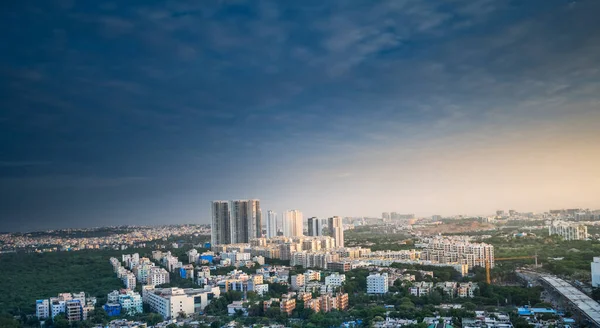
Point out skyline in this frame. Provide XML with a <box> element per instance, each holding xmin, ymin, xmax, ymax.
<box><xmin>2</xmin><ymin>0</ymin><xmax>600</xmax><ymax>232</ymax></box>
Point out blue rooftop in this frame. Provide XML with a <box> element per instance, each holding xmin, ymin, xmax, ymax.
<box><xmin>517</xmin><ymin>307</ymin><xmax>557</xmax><ymax>315</ymax></box>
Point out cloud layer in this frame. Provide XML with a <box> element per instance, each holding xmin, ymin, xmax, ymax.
<box><xmin>1</xmin><ymin>0</ymin><xmax>599</xmax><ymax>231</ymax></box>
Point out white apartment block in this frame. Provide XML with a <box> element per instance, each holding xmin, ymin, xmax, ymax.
<box><xmin>123</xmin><ymin>273</ymin><xmax>136</xmax><ymax>290</ymax></box>
<box><xmin>549</xmin><ymin>221</ymin><xmax>588</xmax><ymax>240</ymax></box>
<box><xmin>367</xmin><ymin>273</ymin><xmax>389</xmax><ymax>294</ymax></box>
<box><xmin>106</xmin><ymin>290</ymin><xmax>143</xmax><ymax>315</ymax></box>
<box><xmin>143</xmin><ymin>286</ymin><xmax>220</xmax><ymax>319</ymax></box>
<box><xmin>36</xmin><ymin>300</ymin><xmax>50</xmax><ymax>319</ymax></box>
<box><xmin>38</xmin><ymin>293</ymin><xmax>95</xmax><ymax>321</ymax></box>
<box><xmin>421</xmin><ymin>238</ymin><xmax>494</xmax><ymax>270</ymax></box>
<box><xmin>148</xmin><ymin>267</ymin><xmax>170</xmax><ymax>287</ymax></box>
<box><xmin>325</xmin><ymin>273</ymin><xmax>346</xmax><ymax>287</ymax></box>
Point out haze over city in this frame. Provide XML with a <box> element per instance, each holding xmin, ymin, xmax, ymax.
<box><xmin>2</xmin><ymin>0</ymin><xmax>600</xmax><ymax>232</ymax></box>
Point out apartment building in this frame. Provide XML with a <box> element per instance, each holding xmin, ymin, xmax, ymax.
<box><xmin>280</xmin><ymin>294</ymin><xmax>296</xmax><ymax>315</ymax></box>
<box><xmin>37</xmin><ymin>292</ymin><xmax>95</xmax><ymax>321</ymax></box>
<box><xmin>367</xmin><ymin>273</ymin><xmax>389</xmax><ymax>294</ymax></box>
<box><xmin>421</xmin><ymin>238</ymin><xmax>494</xmax><ymax>270</ymax></box>
<box><xmin>548</xmin><ymin>220</ymin><xmax>588</xmax><ymax>240</ymax></box>
<box><xmin>290</xmin><ymin>274</ymin><xmax>305</xmax><ymax>291</ymax></box>
<box><xmin>325</xmin><ymin>272</ymin><xmax>346</xmax><ymax>287</ymax></box>
<box><xmin>143</xmin><ymin>286</ymin><xmax>220</xmax><ymax>319</ymax></box>
<box><xmin>409</xmin><ymin>282</ymin><xmax>433</xmax><ymax>297</ymax></box>
<box><xmin>148</xmin><ymin>267</ymin><xmax>170</xmax><ymax>287</ymax></box>
<box><xmin>36</xmin><ymin>300</ymin><xmax>50</xmax><ymax>319</ymax></box>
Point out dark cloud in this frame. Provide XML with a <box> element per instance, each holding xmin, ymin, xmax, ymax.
<box><xmin>0</xmin><ymin>0</ymin><xmax>599</xmax><ymax>231</ymax></box>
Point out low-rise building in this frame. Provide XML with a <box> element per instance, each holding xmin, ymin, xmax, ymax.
<box><xmin>143</xmin><ymin>286</ymin><xmax>220</xmax><ymax>319</ymax></box>
<box><xmin>325</xmin><ymin>272</ymin><xmax>346</xmax><ymax>287</ymax></box>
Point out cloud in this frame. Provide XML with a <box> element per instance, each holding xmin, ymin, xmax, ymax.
<box><xmin>0</xmin><ymin>175</ymin><xmax>147</xmax><ymax>189</ymax></box>
<box><xmin>0</xmin><ymin>161</ymin><xmax>53</xmax><ymax>167</ymax></box>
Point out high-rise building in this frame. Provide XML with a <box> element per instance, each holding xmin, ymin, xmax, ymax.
<box><xmin>382</xmin><ymin>212</ymin><xmax>390</xmax><ymax>220</ymax></box>
<box><xmin>211</xmin><ymin>201</ymin><xmax>231</xmax><ymax>245</ymax></box>
<box><xmin>283</xmin><ymin>210</ymin><xmax>303</xmax><ymax>237</ymax></box>
<box><xmin>307</xmin><ymin>217</ymin><xmax>321</xmax><ymax>236</ymax></box>
<box><xmin>328</xmin><ymin>216</ymin><xmax>344</xmax><ymax>248</ymax></box>
<box><xmin>266</xmin><ymin>210</ymin><xmax>277</xmax><ymax>238</ymax></box>
<box><xmin>230</xmin><ymin>199</ymin><xmax>262</xmax><ymax>243</ymax></box>
<box><xmin>211</xmin><ymin>200</ymin><xmax>262</xmax><ymax>245</ymax></box>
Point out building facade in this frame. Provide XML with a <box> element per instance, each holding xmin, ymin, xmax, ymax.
<box><xmin>307</xmin><ymin>217</ymin><xmax>321</xmax><ymax>237</ymax></box>
<box><xmin>211</xmin><ymin>201</ymin><xmax>231</xmax><ymax>245</ymax></box>
<box><xmin>212</xmin><ymin>200</ymin><xmax>262</xmax><ymax>245</ymax></box>
<box><xmin>548</xmin><ymin>221</ymin><xmax>588</xmax><ymax>240</ymax></box>
<box><xmin>367</xmin><ymin>273</ymin><xmax>389</xmax><ymax>294</ymax></box>
<box><xmin>328</xmin><ymin>216</ymin><xmax>344</xmax><ymax>248</ymax></box>
<box><xmin>283</xmin><ymin>210</ymin><xmax>303</xmax><ymax>237</ymax></box>
<box><xmin>266</xmin><ymin>210</ymin><xmax>277</xmax><ymax>238</ymax></box>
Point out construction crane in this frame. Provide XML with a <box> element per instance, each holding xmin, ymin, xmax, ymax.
<box><xmin>485</xmin><ymin>255</ymin><xmax>538</xmax><ymax>284</ymax></box>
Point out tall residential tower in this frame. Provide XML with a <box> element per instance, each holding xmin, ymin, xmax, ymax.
<box><xmin>266</xmin><ymin>210</ymin><xmax>278</xmax><ymax>238</ymax></box>
<box><xmin>211</xmin><ymin>199</ymin><xmax>262</xmax><ymax>245</ymax></box>
<box><xmin>307</xmin><ymin>217</ymin><xmax>321</xmax><ymax>236</ymax></box>
<box><xmin>211</xmin><ymin>201</ymin><xmax>231</xmax><ymax>245</ymax></box>
<box><xmin>328</xmin><ymin>216</ymin><xmax>344</xmax><ymax>248</ymax></box>
<box><xmin>283</xmin><ymin>210</ymin><xmax>303</xmax><ymax>237</ymax></box>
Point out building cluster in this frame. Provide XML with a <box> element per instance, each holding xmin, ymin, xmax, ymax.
<box><xmin>410</xmin><ymin>281</ymin><xmax>478</xmax><ymax>298</ymax></box>
<box><xmin>211</xmin><ymin>200</ymin><xmax>345</xmax><ymax>250</ymax></box>
<box><xmin>420</xmin><ymin>237</ymin><xmax>495</xmax><ymax>270</ymax></box>
<box><xmin>213</xmin><ymin>236</ymin><xmax>344</xmax><ymax>268</ymax></box>
<box><xmin>217</xmin><ymin>269</ymin><xmax>270</xmax><ymax>296</ymax></box>
<box><xmin>36</xmin><ymin>292</ymin><xmax>96</xmax><ymax>322</ymax></box>
<box><xmin>548</xmin><ymin>220</ymin><xmax>588</xmax><ymax>240</ymax></box>
<box><xmin>298</xmin><ymin>291</ymin><xmax>349</xmax><ymax>313</ymax></box>
<box><xmin>103</xmin><ymin>289</ymin><xmax>143</xmax><ymax>316</ymax></box>
<box><xmin>1</xmin><ymin>225</ymin><xmax>209</xmax><ymax>253</ymax></box>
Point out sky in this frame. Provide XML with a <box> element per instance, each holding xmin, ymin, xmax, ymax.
<box><xmin>1</xmin><ymin>0</ymin><xmax>600</xmax><ymax>232</ymax></box>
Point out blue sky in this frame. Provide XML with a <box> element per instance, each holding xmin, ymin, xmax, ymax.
<box><xmin>1</xmin><ymin>0</ymin><xmax>600</xmax><ymax>231</ymax></box>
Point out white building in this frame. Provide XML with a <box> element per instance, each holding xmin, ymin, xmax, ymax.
<box><xmin>266</xmin><ymin>210</ymin><xmax>278</xmax><ymax>238</ymax></box>
<box><xmin>36</xmin><ymin>300</ymin><xmax>50</xmax><ymax>319</ymax></box>
<box><xmin>123</xmin><ymin>273</ymin><xmax>136</xmax><ymax>290</ymax></box>
<box><xmin>421</xmin><ymin>238</ymin><xmax>494</xmax><ymax>270</ymax></box>
<box><xmin>107</xmin><ymin>290</ymin><xmax>143</xmax><ymax>315</ymax></box>
<box><xmin>187</xmin><ymin>249</ymin><xmax>199</xmax><ymax>264</ymax></box>
<box><xmin>592</xmin><ymin>257</ymin><xmax>600</xmax><ymax>287</ymax></box>
<box><xmin>325</xmin><ymin>273</ymin><xmax>346</xmax><ymax>287</ymax></box>
<box><xmin>148</xmin><ymin>267</ymin><xmax>170</xmax><ymax>287</ymax></box>
<box><xmin>549</xmin><ymin>221</ymin><xmax>588</xmax><ymax>240</ymax></box>
<box><xmin>143</xmin><ymin>286</ymin><xmax>220</xmax><ymax>319</ymax></box>
<box><xmin>367</xmin><ymin>273</ymin><xmax>389</xmax><ymax>294</ymax></box>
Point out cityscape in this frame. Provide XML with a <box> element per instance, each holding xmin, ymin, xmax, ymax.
<box><xmin>2</xmin><ymin>0</ymin><xmax>600</xmax><ymax>328</ymax></box>
<box><xmin>2</xmin><ymin>206</ymin><xmax>600</xmax><ymax>327</ymax></box>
